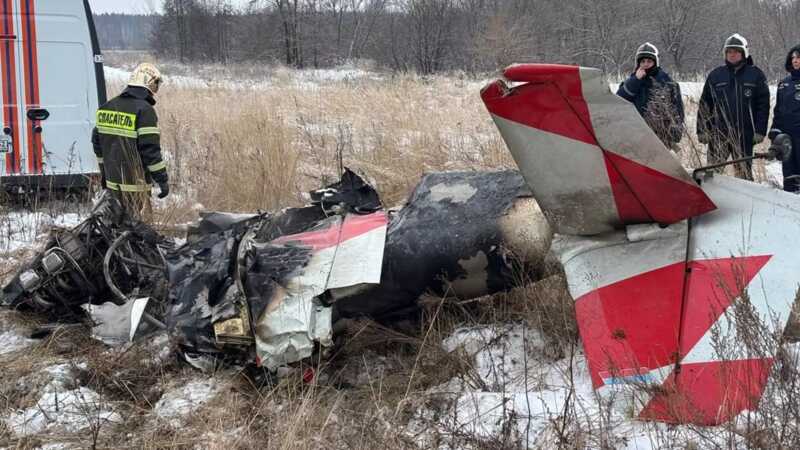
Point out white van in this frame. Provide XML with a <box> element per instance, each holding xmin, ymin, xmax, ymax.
<box><xmin>0</xmin><ymin>0</ymin><xmax>105</xmax><ymax>193</ymax></box>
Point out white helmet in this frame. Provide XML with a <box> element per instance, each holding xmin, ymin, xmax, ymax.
<box><xmin>635</xmin><ymin>42</ymin><xmax>659</xmax><ymax>67</ymax></box>
<box><xmin>128</xmin><ymin>62</ymin><xmax>162</xmax><ymax>94</ymax></box>
<box><xmin>723</xmin><ymin>33</ymin><xmax>749</xmax><ymax>59</ymax></box>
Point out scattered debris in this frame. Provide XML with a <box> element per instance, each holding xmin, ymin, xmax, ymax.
<box><xmin>1</xmin><ymin>169</ymin><xmax>552</xmax><ymax>375</ymax></box>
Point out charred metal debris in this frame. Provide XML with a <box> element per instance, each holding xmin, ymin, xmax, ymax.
<box><xmin>1</xmin><ymin>169</ymin><xmax>552</xmax><ymax>372</ymax></box>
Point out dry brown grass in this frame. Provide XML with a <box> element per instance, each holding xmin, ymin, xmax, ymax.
<box><xmin>2</xmin><ymin>62</ymin><xmax>795</xmax><ymax>448</ymax></box>
<box><xmin>103</xmin><ymin>69</ymin><xmax>517</xmax><ymax>220</ymax></box>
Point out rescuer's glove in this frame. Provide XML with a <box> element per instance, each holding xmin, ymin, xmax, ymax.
<box><xmin>157</xmin><ymin>181</ymin><xmax>169</xmax><ymax>199</ymax></box>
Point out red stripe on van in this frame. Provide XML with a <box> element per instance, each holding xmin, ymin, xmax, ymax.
<box><xmin>21</xmin><ymin>0</ymin><xmax>40</xmax><ymax>174</ymax></box>
<box><xmin>1</xmin><ymin>0</ymin><xmax>19</xmax><ymax>174</ymax></box>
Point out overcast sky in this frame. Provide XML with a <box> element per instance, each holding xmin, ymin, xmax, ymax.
<box><xmin>88</xmin><ymin>0</ymin><xmax>252</xmax><ymax>15</ymax></box>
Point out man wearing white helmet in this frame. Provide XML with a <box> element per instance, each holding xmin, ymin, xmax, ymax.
<box><xmin>91</xmin><ymin>62</ymin><xmax>169</xmax><ymax>220</ymax></box>
<box><xmin>697</xmin><ymin>34</ymin><xmax>770</xmax><ymax>180</ymax></box>
<box><xmin>617</xmin><ymin>42</ymin><xmax>685</xmax><ymax>148</ymax></box>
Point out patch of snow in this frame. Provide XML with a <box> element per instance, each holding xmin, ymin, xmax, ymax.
<box><xmin>414</xmin><ymin>323</ymin><xmax>788</xmax><ymax>449</ymax></box>
<box><xmin>143</xmin><ymin>332</ymin><xmax>172</xmax><ymax>365</ymax></box>
<box><xmin>443</xmin><ymin>324</ymin><xmax>545</xmax><ymax>391</ymax></box>
<box><xmin>43</xmin><ymin>362</ymin><xmax>87</xmax><ymax>387</ymax></box>
<box><xmin>764</xmin><ymin>160</ymin><xmax>784</xmax><ymax>188</ymax></box>
<box><xmin>104</xmin><ymin>64</ymin><xmax>383</xmax><ymax>93</ymax></box>
<box><xmin>0</xmin><ymin>330</ymin><xmax>38</xmax><ymax>355</ymax></box>
<box><xmin>0</xmin><ymin>210</ymin><xmax>84</xmax><ymax>254</ymax></box>
<box><xmin>153</xmin><ymin>378</ymin><xmax>223</xmax><ymax>427</ymax></box>
<box><xmin>608</xmin><ymin>80</ymin><xmax>777</xmax><ymax>101</ymax></box>
<box><xmin>37</xmin><ymin>443</ymin><xmax>73</xmax><ymax>450</ymax></box>
<box><xmin>5</xmin><ymin>380</ymin><xmax>120</xmax><ymax>436</ymax></box>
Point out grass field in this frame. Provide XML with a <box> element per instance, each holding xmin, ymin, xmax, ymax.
<box><xmin>0</xmin><ymin>57</ymin><xmax>796</xmax><ymax>449</ymax></box>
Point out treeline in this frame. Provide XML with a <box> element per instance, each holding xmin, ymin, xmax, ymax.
<box><xmin>144</xmin><ymin>0</ymin><xmax>800</xmax><ymax>79</ymax></box>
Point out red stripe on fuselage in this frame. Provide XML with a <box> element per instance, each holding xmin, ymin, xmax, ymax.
<box><xmin>20</xmin><ymin>0</ymin><xmax>40</xmax><ymax>174</ymax></box>
<box><xmin>271</xmin><ymin>212</ymin><xmax>387</xmax><ymax>252</ymax></box>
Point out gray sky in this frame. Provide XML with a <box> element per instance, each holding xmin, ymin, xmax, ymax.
<box><xmin>88</xmin><ymin>0</ymin><xmax>251</xmax><ymax>15</ymax></box>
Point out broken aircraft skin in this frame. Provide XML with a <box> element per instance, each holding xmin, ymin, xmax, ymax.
<box><xmin>169</xmin><ymin>169</ymin><xmax>552</xmax><ymax>371</ymax></box>
<box><xmin>1</xmin><ymin>169</ymin><xmax>553</xmax><ymax>373</ymax></box>
<box><xmin>482</xmin><ymin>63</ymin><xmax>800</xmax><ymax>426</ymax></box>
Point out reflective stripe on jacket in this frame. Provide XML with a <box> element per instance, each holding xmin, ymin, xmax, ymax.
<box><xmin>91</xmin><ymin>86</ymin><xmax>167</xmax><ymax>192</ymax></box>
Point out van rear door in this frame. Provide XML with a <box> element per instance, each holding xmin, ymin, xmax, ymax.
<box><xmin>0</xmin><ymin>0</ymin><xmax>105</xmax><ymax>189</ymax></box>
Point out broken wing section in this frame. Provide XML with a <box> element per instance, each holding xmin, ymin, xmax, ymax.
<box><xmin>554</xmin><ymin>223</ymin><xmax>688</xmax><ymax>390</ymax></box>
<box><xmin>249</xmin><ymin>212</ymin><xmax>388</xmax><ymax>370</ymax></box>
<box><xmin>481</xmin><ymin>63</ymin><xmax>715</xmax><ymax>235</ymax></box>
<box><xmin>638</xmin><ymin>175</ymin><xmax>799</xmax><ymax>425</ymax></box>
<box><xmin>556</xmin><ymin>174</ymin><xmax>800</xmax><ymax>426</ymax></box>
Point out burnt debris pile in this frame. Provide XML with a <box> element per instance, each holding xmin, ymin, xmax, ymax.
<box><xmin>1</xmin><ymin>169</ymin><xmax>552</xmax><ymax>372</ymax></box>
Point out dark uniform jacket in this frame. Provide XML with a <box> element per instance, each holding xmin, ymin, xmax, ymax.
<box><xmin>697</xmin><ymin>57</ymin><xmax>770</xmax><ymax>156</ymax></box>
<box><xmin>770</xmin><ymin>45</ymin><xmax>800</xmax><ymax>191</ymax></box>
<box><xmin>91</xmin><ymin>86</ymin><xmax>167</xmax><ymax>192</ymax></box>
<box><xmin>617</xmin><ymin>67</ymin><xmax>685</xmax><ymax>146</ymax></box>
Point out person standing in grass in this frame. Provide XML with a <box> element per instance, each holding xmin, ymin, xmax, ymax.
<box><xmin>92</xmin><ymin>63</ymin><xmax>170</xmax><ymax>221</ymax></box>
<box><xmin>769</xmin><ymin>45</ymin><xmax>800</xmax><ymax>192</ymax></box>
<box><xmin>617</xmin><ymin>42</ymin><xmax>685</xmax><ymax>149</ymax></box>
<box><xmin>697</xmin><ymin>34</ymin><xmax>770</xmax><ymax>180</ymax></box>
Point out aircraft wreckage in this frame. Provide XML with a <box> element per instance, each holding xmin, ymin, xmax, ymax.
<box><xmin>1</xmin><ymin>169</ymin><xmax>551</xmax><ymax>371</ymax></box>
<box><xmin>5</xmin><ymin>62</ymin><xmax>799</xmax><ymax>428</ymax></box>
<box><xmin>481</xmin><ymin>63</ymin><xmax>797</xmax><ymax>426</ymax></box>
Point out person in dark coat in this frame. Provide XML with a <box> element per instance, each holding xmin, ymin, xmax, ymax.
<box><xmin>697</xmin><ymin>34</ymin><xmax>770</xmax><ymax>180</ymax></box>
<box><xmin>769</xmin><ymin>45</ymin><xmax>800</xmax><ymax>192</ymax></box>
<box><xmin>617</xmin><ymin>42</ymin><xmax>685</xmax><ymax>148</ymax></box>
<box><xmin>92</xmin><ymin>63</ymin><xmax>169</xmax><ymax>221</ymax></box>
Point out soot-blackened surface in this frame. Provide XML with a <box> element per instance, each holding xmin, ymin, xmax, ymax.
<box><xmin>335</xmin><ymin>170</ymin><xmax>529</xmax><ymax>319</ymax></box>
<box><xmin>166</xmin><ymin>231</ymin><xmax>239</xmax><ymax>353</ymax></box>
<box><xmin>244</xmin><ymin>242</ymin><xmax>313</xmax><ymax>323</ymax></box>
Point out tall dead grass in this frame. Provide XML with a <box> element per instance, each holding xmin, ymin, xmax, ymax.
<box><xmin>105</xmin><ymin>71</ymin><xmax>517</xmax><ymax>218</ymax></box>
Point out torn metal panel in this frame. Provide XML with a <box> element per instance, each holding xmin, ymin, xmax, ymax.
<box><xmin>166</xmin><ymin>170</ymin><xmax>390</xmax><ymax>369</ymax></box>
<box><xmin>82</xmin><ymin>298</ymin><xmax>150</xmax><ymax>345</ymax></box>
<box><xmin>251</xmin><ymin>212</ymin><xmax>387</xmax><ymax>369</ymax></box>
<box><xmin>310</xmin><ymin>167</ymin><xmax>382</xmax><ymax>213</ymax></box>
<box><xmin>166</xmin><ymin>230</ymin><xmax>242</xmax><ymax>356</ymax></box>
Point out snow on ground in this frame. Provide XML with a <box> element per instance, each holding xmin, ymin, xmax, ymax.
<box><xmin>104</xmin><ymin>64</ymin><xmax>381</xmax><ymax>91</ymax></box>
<box><xmin>411</xmin><ymin>324</ymin><xmax>596</xmax><ymax>447</ymax></box>
<box><xmin>764</xmin><ymin>160</ymin><xmax>784</xmax><ymax>188</ymax></box>
<box><xmin>413</xmin><ymin>324</ymin><xmax>764</xmax><ymax>449</ymax></box>
<box><xmin>153</xmin><ymin>378</ymin><xmax>225</xmax><ymax>428</ymax></box>
<box><xmin>609</xmin><ymin>80</ymin><xmax>778</xmax><ymax>100</ymax></box>
<box><xmin>0</xmin><ymin>330</ymin><xmax>38</xmax><ymax>355</ymax></box>
<box><xmin>5</xmin><ymin>362</ymin><xmax>119</xmax><ymax>437</ymax></box>
<box><xmin>0</xmin><ymin>310</ymin><xmax>37</xmax><ymax>355</ymax></box>
<box><xmin>0</xmin><ymin>210</ymin><xmax>83</xmax><ymax>254</ymax></box>
<box><xmin>108</xmin><ymin>63</ymin><xmax>777</xmax><ymax>101</ymax></box>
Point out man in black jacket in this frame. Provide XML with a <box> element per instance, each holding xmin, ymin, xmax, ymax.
<box><xmin>617</xmin><ymin>42</ymin><xmax>685</xmax><ymax>148</ymax></box>
<box><xmin>92</xmin><ymin>63</ymin><xmax>169</xmax><ymax>221</ymax></box>
<box><xmin>697</xmin><ymin>34</ymin><xmax>770</xmax><ymax>180</ymax></box>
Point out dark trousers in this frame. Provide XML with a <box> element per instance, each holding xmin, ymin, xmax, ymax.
<box><xmin>110</xmin><ymin>189</ymin><xmax>152</xmax><ymax>222</ymax></box>
<box><xmin>782</xmin><ymin>134</ymin><xmax>800</xmax><ymax>192</ymax></box>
